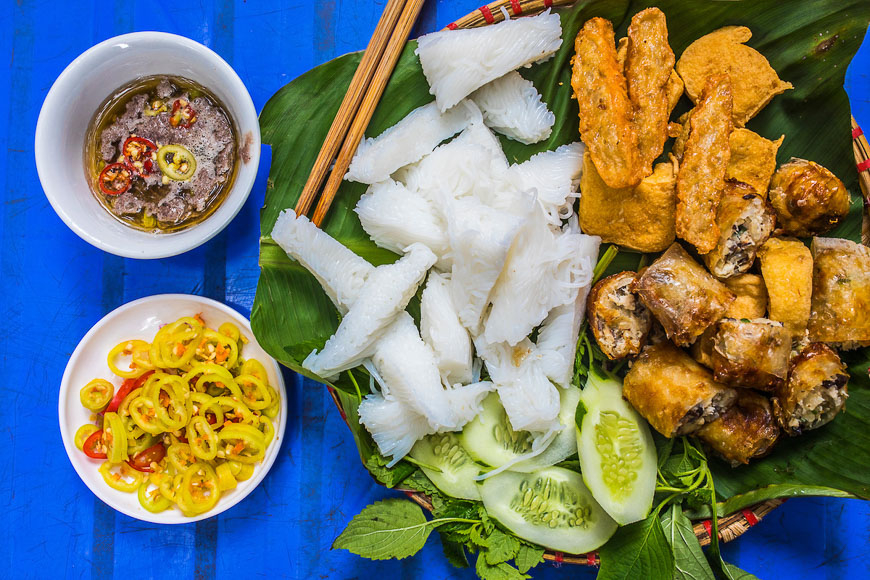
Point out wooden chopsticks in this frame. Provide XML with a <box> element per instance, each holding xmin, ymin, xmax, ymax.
<box><xmin>295</xmin><ymin>0</ymin><xmax>426</xmax><ymax>227</ymax></box>
<box><xmin>851</xmin><ymin>116</ymin><xmax>870</xmax><ymax>245</ymax></box>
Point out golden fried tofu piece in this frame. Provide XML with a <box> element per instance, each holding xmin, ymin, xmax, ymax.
<box><xmin>578</xmin><ymin>152</ymin><xmax>676</xmax><ymax>252</ymax></box>
<box><xmin>757</xmin><ymin>237</ymin><xmax>813</xmax><ymax>335</ymax></box>
<box><xmin>769</xmin><ymin>159</ymin><xmax>851</xmax><ymax>237</ymax></box>
<box><xmin>675</xmin><ymin>26</ymin><xmax>793</xmax><ymax>126</ymax></box>
<box><xmin>623</xmin><ymin>341</ymin><xmax>738</xmax><ymax>438</ymax></box>
<box><xmin>676</xmin><ymin>74</ymin><xmax>733</xmax><ymax>254</ymax></box>
<box><xmin>634</xmin><ymin>242</ymin><xmax>735</xmax><ymax>346</ymax></box>
<box><xmin>703</xmin><ymin>182</ymin><xmax>775</xmax><ymax>279</ymax></box>
<box><xmin>572</xmin><ymin>18</ymin><xmax>641</xmax><ymax>188</ymax></box>
<box><xmin>698</xmin><ymin>390</ymin><xmax>779</xmax><ymax>466</ymax></box>
<box><xmin>670</xmin><ymin>110</ymin><xmax>692</xmax><ymax>161</ymax></box>
<box><xmin>727</xmin><ymin>129</ymin><xmax>784</xmax><ymax>197</ymax></box>
<box><xmin>808</xmin><ymin>237</ymin><xmax>870</xmax><ymax>349</ymax></box>
<box><xmin>625</xmin><ymin>8</ymin><xmax>675</xmax><ymax>176</ymax></box>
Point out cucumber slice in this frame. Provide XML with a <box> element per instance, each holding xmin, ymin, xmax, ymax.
<box><xmin>409</xmin><ymin>432</ymin><xmax>483</xmax><ymax>500</ymax></box>
<box><xmin>480</xmin><ymin>467</ymin><xmax>617</xmax><ymax>554</ymax></box>
<box><xmin>460</xmin><ymin>388</ymin><xmax>581</xmax><ymax>472</ymax></box>
<box><xmin>576</xmin><ymin>372</ymin><xmax>656</xmax><ymax>525</ymax></box>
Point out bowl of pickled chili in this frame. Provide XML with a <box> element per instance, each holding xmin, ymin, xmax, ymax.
<box><xmin>35</xmin><ymin>32</ymin><xmax>260</xmax><ymax>259</ymax></box>
<box><xmin>58</xmin><ymin>294</ymin><xmax>286</xmax><ymax>523</ymax></box>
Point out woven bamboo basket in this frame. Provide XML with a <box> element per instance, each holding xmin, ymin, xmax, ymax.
<box><xmin>326</xmin><ymin>0</ymin><xmax>869</xmax><ymax>568</ymax></box>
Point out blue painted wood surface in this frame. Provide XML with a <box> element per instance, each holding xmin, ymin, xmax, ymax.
<box><xmin>1</xmin><ymin>1</ymin><xmax>868</xmax><ymax>578</ymax></box>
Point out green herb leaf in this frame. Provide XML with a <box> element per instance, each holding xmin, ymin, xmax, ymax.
<box><xmin>484</xmin><ymin>529</ymin><xmax>521</xmax><ymax>565</ymax></box>
<box><xmin>720</xmin><ymin>562</ymin><xmax>761</xmax><ymax>580</ymax></box>
<box><xmin>599</xmin><ymin>513</ymin><xmax>675</xmax><ymax>580</ymax></box>
<box><xmin>441</xmin><ymin>537</ymin><xmax>469</xmax><ymax>569</ymax></box>
<box><xmin>661</xmin><ymin>504</ymin><xmax>716</xmax><ymax>580</ymax></box>
<box><xmin>514</xmin><ymin>544</ymin><xmax>545</xmax><ymax>574</ymax></box>
<box><xmin>469</xmin><ymin>524</ymin><xmax>490</xmax><ymax>548</ymax></box>
<box><xmin>475</xmin><ymin>555</ymin><xmax>530</xmax><ymax>580</ymax></box>
<box><xmin>365</xmin><ymin>453</ymin><xmax>415</xmax><ymax>488</ymax></box>
<box><xmin>333</xmin><ymin>499</ymin><xmax>433</xmax><ymax>560</ymax></box>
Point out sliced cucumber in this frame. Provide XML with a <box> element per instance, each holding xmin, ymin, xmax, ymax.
<box><xmin>512</xmin><ymin>385</ymin><xmax>582</xmax><ymax>472</ymax></box>
<box><xmin>576</xmin><ymin>372</ymin><xmax>656</xmax><ymax>525</ymax></box>
<box><xmin>409</xmin><ymin>432</ymin><xmax>483</xmax><ymax>500</ymax></box>
<box><xmin>480</xmin><ymin>467</ymin><xmax>617</xmax><ymax>554</ymax></box>
<box><xmin>459</xmin><ymin>392</ymin><xmax>535</xmax><ymax>467</ymax></box>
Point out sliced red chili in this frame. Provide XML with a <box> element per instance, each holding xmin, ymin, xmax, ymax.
<box><xmin>169</xmin><ymin>99</ymin><xmax>197</xmax><ymax>128</ymax></box>
<box><xmin>127</xmin><ymin>443</ymin><xmax>167</xmax><ymax>472</ymax></box>
<box><xmin>122</xmin><ymin>136</ymin><xmax>158</xmax><ymax>176</ymax></box>
<box><xmin>82</xmin><ymin>429</ymin><xmax>108</xmax><ymax>459</ymax></box>
<box><xmin>98</xmin><ymin>163</ymin><xmax>132</xmax><ymax>195</ymax></box>
<box><xmin>106</xmin><ymin>370</ymin><xmax>154</xmax><ymax>413</ymax></box>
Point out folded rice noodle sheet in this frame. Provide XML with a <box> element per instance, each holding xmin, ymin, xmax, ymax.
<box><xmin>471</xmin><ymin>71</ymin><xmax>555</xmax><ymax>144</ymax></box>
<box><xmin>302</xmin><ymin>243</ymin><xmax>436</xmax><ymax>379</ymax></box>
<box><xmin>271</xmin><ymin>209</ymin><xmax>373</xmax><ymax>313</ymax></box>
<box><xmin>354</xmin><ymin>179</ymin><xmax>450</xmax><ymax>266</ymax></box>
<box><xmin>484</xmin><ymin>207</ymin><xmax>598</xmax><ymax>346</ymax></box>
<box><xmin>452</xmin><ymin>121</ymin><xmax>510</xmax><ymax>167</ymax></box>
<box><xmin>507</xmin><ymin>142</ymin><xmax>585</xmax><ymax>224</ymax></box>
<box><xmin>537</xmin><ymin>296</ymin><xmax>588</xmax><ymax>388</ymax></box>
<box><xmin>345</xmin><ymin>100</ymin><xmax>481</xmax><ymax>184</ymax></box>
<box><xmin>448</xmin><ymin>197</ymin><xmax>526</xmax><ymax>334</ymax></box>
<box><xmin>421</xmin><ymin>271</ymin><xmax>474</xmax><ymax>385</ymax></box>
<box><xmin>358</xmin><ymin>392</ymin><xmax>434</xmax><ymax>466</ymax></box>
<box><xmin>416</xmin><ymin>10</ymin><xmax>563</xmax><ymax>112</ymax></box>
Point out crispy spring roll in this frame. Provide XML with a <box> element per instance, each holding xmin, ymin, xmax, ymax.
<box><xmin>624</xmin><ymin>8</ymin><xmax>675</xmax><ymax>176</ymax></box>
<box><xmin>697</xmin><ymin>390</ymin><xmax>780</xmax><ymax>466</ymax></box>
<box><xmin>572</xmin><ymin>18</ymin><xmax>641</xmax><ymax>189</ymax></box>
<box><xmin>623</xmin><ymin>341</ymin><xmax>738</xmax><ymax>437</ymax></box>
<box><xmin>710</xmin><ymin>318</ymin><xmax>791</xmax><ymax>390</ymax></box>
<box><xmin>634</xmin><ymin>242</ymin><xmax>735</xmax><ymax>346</ymax></box>
<box><xmin>726</xmin><ymin>128</ymin><xmax>783</xmax><ymax>197</ymax></box>
<box><xmin>676</xmin><ymin>74</ymin><xmax>733</xmax><ymax>254</ymax></box>
<box><xmin>772</xmin><ymin>343</ymin><xmax>849</xmax><ymax>435</ymax></box>
<box><xmin>769</xmin><ymin>159</ymin><xmax>850</xmax><ymax>237</ymax></box>
<box><xmin>691</xmin><ymin>274</ymin><xmax>768</xmax><ymax>368</ymax></box>
<box><xmin>578</xmin><ymin>152</ymin><xmax>676</xmax><ymax>252</ymax></box>
<box><xmin>757</xmin><ymin>237</ymin><xmax>813</xmax><ymax>335</ymax></box>
<box><xmin>587</xmin><ymin>271</ymin><xmax>653</xmax><ymax>360</ymax></box>
<box><xmin>808</xmin><ymin>237</ymin><xmax>870</xmax><ymax>349</ymax></box>
<box><xmin>703</xmin><ymin>182</ymin><xmax>775</xmax><ymax>279</ymax></box>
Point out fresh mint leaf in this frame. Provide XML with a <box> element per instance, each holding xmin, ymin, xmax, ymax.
<box><xmin>514</xmin><ymin>544</ymin><xmax>545</xmax><ymax>574</ymax></box>
<box><xmin>365</xmin><ymin>453</ymin><xmax>415</xmax><ymax>488</ymax></box>
<box><xmin>598</xmin><ymin>513</ymin><xmax>675</xmax><ymax>580</ymax></box>
<box><xmin>333</xmin><ymin>499</ymin><xmax>432</xmax><ymax>560</ymax></box>
<box><xmin>475</xmin><ymin>555</ymin><xmax>530</xmax><ymax>580</ymax></box>
<box><xmin>484</xmin><ymin>529</ymin><xmax>521</xmax><ymax>565</ymax></box>
<box><xmin>660</xmin><ymin>504</ymin><xmax>715</xmax><ymax>580</ymax></box>
<box><xmin>441</xmin><ymin>537</ymin><xmax>469</xmax><ymax>569</ymax></box>
<box><xmin>469</xmin><ymin>524</ymin><xmax>490</xmax><ymax>548</ymax></box>
<box><xmin>478</xmin><ymin>505</ymin><xmax>496</xmax><ymax>535</ymax></box>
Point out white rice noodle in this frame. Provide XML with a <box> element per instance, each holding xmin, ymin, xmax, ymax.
<box><xmin>420</xmin><ymin>272</ymin><xmax>474</xmax><ymax>385</ymax></box>
<box><xmin>509</xmin><ymin>384</ymin><xmax>582</xmax><ymax>473</ymax></box>
<box><xmin>358</xmin><ymin>392</ymin><xmax>434</xmax><ymax>466</ymax></box>
<box><xmin>448</xmin><ymin>197</ymin><xmax>525</xmax><ymax>334</ymax></box>
<box><xmin>302</xmin><ymin>243</ymin><xmax>436</xmax><ymax>379</ymax></box>
<box><xmin>484</xmin><ymin>205</ymin><xmax>594</xmax><ymax>346</ymax></box>
<box><xmin>452</xmin><ymin>121</ymin><xmax>509</xmax><ymax>166</ymax></box>
<box><xmin>506</xmin><ymin>142</ymin><xmax>584</xmax><ymax>225</ymax></box>
<box><xmin>354</xmin><ymin>179</ymin><xmax>450</xmax><ymax>267</ymax></box>
<box><xmin>271</xmin><ymin>209</ymin><xmax>373</xmax><ymax>313</ymax></box>
<box><xmin>535</xmin><ymin>299</ymin><xmax>586</xmax><ymax>388</ymax></box>
<box><xmin>345</xmin><ymin>100</ymin><xmax>481</xmax><ymax>184</ymax></box>
<box><xmin>415</xmin><ymin>10</ymin><xmax>563</xmax><ymax>112</ymax></box>
<box><xmin>471</xmin><ymin>71</ymin><xmax>555</xmax><ymax>144</ymax></box>
<box><xmin>442</xmin><ymin>381</ymin><xmax>495</xmax><ymax>427</ymax></box>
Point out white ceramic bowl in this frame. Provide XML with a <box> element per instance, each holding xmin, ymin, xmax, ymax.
<box><xmin>58</xmin><ymin>294</ymin><xmax>287</xmax><ymax>523</ymax></box>
<box><xmin>35</xmin><ymin>32</ymin><xmax>260</xmax><ymax>259</ymax></box>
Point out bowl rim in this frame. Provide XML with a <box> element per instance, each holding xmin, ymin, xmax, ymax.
<box><xmin>34</xmin><ymin>31</ymin><xmax>261</xmax><ymax>259</ymax></box>
<box><xmin>57</xmin><ymin>293</ymin><xmax>287</xmax><ymax>524</ymax></box>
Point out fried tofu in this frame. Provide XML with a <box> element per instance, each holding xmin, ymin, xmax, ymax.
<box><xmin>726</xmin><ymin>128</ymin><xmax>784</xmax><ymax>197</ymax></box>
<box><xmin>572</xmin><ymin>18</ymin><xmax>641</xmax><ymax>189</ymax></box>
<box><xmin>675</xmin><ymin>26</ymin><xmax>793</xmax><ymax>126</ymax></box>
<box><xmin>578</xmin><ymin>152</ymin><xmax>676</xmax><ymax>252</ymax></box>
<box><xmin>757</xmin><ymin>237</ymin><xmax>813</xmax><ymax>335</ymax></box>
<box><xmin>808</xmin><ymin>237</ymin><xmax>870</xmax><ymax>349</ymax></box>
<box><xmin>676</xmin><ymin>74</ymin><xmax>733</xmax><ymax>254</ymax></box>
<box><xmin>769</xmin><ymin>159</ymin><xmax>851</xmax><ymax>237</ymax></box>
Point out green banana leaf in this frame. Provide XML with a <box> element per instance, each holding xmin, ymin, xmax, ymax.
<box><xmin>253</xmin><ymin>0</ymin><xmax>870</xmax><ymax>507</ymax></box>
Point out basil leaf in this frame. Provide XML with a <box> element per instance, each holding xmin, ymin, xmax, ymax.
<box><xmin>598</xmin><ymin>513</ymin><xmax>675</xmax><ymax>580</ymax></box>
<box><xmin>661</xmin><ymin>504</ymin><xmax>716</xmax><ymax>580</ymax></box>
<box><xmin>333</xmin><ymin>499</ymin><xmax>434</xmax><ymax>560</ymax></box>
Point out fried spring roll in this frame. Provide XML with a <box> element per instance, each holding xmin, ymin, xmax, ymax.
<box><xmin>808</xmin><ymin>237</ymin><xmax>870</xmax><ymax>349</ymax></box>
<box><xmin>703</xmin><ymin>182</ymin><xmax>775</xmax><ymax>279</ymax></box>
<box><xmin>623</xmin><ymin>341</ymin><xmax>738</xmax><ymax>437</ymax></box>
<box><xmin>710</xmin><ymin>318</ymin><xmax>791</xmax><ymax>390</ymax></box>
<box><xmin>634</xmin><ymin>242</ymin><xmax>735</xmax><ymax>346</ymax></box>
<box><xmin>676</xmin><ymin>74</ymin><xmax>733</xmax><ymax>254</ymax></box>
<box><xmin>769</xmin><ymin>159</ymin><xmax>850</xmax><ymax>237</ymax></box>
<box><xmin>757</xmin><ymin>237</ymin><xmax>812</xmax><ymax>335</ymax></box>
<box><xmin>587</xmin><ymin>271</ymin><xmax>652</xmax><ymax>360</ymax></box>
<box><xmin>772</xmin><ymin>343</ymin><xmax>849</xmax><ymax>435</ymax></box>
<box><xmin>572</xmin><ymin>18</ymin><xmax>641</xmax><ymax>189</ymax></box>
<box><xmin>697</xmin><ymin>390</ymin><xmax>780</xmax><ymax>466</ymax></box>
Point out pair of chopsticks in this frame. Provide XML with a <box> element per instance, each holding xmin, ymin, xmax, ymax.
<box><xmin>851</xmin><ymin>116</ymin><xmax>870</xmax><ymax>245</ymax></box>
<box><xmin>295</xmin><ymin>0</ymin><xmax>426</xmax><ymax>227</ymax></box>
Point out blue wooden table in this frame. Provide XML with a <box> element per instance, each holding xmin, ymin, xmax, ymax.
<box><xmin>2</xmin><ymin>1</ymin><xmax>869</xmax><ymax>578</ymax></box>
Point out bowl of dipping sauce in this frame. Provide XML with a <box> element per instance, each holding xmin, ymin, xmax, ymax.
<box><xmin>35</xmin><ymin>32</ymin><xmax>260</xmax><ymax>259</ymax></box>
